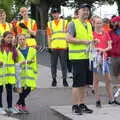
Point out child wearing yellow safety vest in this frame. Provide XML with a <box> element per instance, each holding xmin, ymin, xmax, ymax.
<box><xmin>0</xmin><ymin>31</ymin><xmax>18</xmax><ymax>114</ymax></box>
<box><xmin>14</xmin><ymin>34</ymin><xmax>37</xmax><ymax>113</ymax></box>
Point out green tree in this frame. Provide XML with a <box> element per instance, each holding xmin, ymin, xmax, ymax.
<box><xmin>0</xmin><ymin>0</ymin><xmax>29</xmax><ymax>22</ymax></box>
<box><xmin>0</xmin><ymin>0</ymin><xmax>118</xmax><ymax>28</ymax></box>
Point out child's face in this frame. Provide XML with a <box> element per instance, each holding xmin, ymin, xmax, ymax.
<box><xmin>18</xmin><ymin>35</ymin><xmax>26</xmax><ymax>46</ymax></box>
<box><xmin>4</xmin><ymin>34</ymin><xmax>13</xmax><ymax>44</ymax></box>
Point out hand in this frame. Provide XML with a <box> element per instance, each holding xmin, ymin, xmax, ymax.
<box><xmin>47</xmin><ymin>48</ymin><xmax>52</xmax><ymax>53</ymax></box>
<box><xmin>96</xmin><ymin>48</ymin><xmax>105</xmax><ymax>53</ymax></box>
<box><xmin>27</xmin><ymin>60</ymin><xmax>34</xmax><ymax>64</ymax></box>
<box><xmin>0</xmin><ymin>61</ymin><xmax>3</xmax><ymax>66</ymax></box>
<box><xmin>20</xmin><ymin>61</ymin><xmax>26</xmax><ymax>65</ymax></box>
<box><xmin>93</xmin><ymin>39</ymin><xmax>100</xmax><ymax>44</ymax></box>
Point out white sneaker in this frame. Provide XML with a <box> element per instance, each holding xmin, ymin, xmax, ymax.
<box><xmin>0</xmin><ymin>107</ymin><xmax>6</xmax><ymax>114</ymax></box>
<box><xmin>68</xmin><ymin>72</ymin><xmax>73</xmax><ymax>78</ymax></box>
<box><xmin>6</xmin><ymin>107</ymin><xmax>19</xmax><ymax>114</ymax></box>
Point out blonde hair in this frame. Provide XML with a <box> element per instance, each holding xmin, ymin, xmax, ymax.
<box><xmin>20</xmin><ymin>7</ymin><xmax>28</xmax><ymax>12</ymax></box>
<box><xmin>0</xmin><ymin>9</ymin><xmax>5</xmax><ymax>15</ymax></box>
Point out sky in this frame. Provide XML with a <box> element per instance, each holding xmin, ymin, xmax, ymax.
<box><xmin>61</xmin><ymin>2</ymin><xmax>118</xmax><ymax>19</ymax></box>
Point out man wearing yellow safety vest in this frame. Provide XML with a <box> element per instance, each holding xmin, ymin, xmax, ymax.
<box><xmin>0</xmin><ymin>9</ymin><xmax>12</xmax><ymax>40</ymax></box>
<box><xmin>67</xmin><ymin>4</ymin><xmax>98</xmax><ymax>115</ymax></box>
<box><xmin>47</xmin><ymin>7</ymin><xmax>68</xmax><ymax>87</ymax></box>
<box><xmin>16</xmin><ymin>7</ymin><xmax>38</xmax><ymax>48</ymax></box>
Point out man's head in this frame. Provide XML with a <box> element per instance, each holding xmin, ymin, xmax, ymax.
<box><xmin>20</xmin><ymin>7</ymin><xmax>28</xmax><ymax>18</ymax></box>
<box><xmin>51</xmin><ymin>7</ymin><xmax>60</xmax><ymax>20</ymax></box>
<box><xmin>78</xmin><ymin>4</ymin><xmax>91</xmax><ymax>20</ymax></box>
<box><xmin>0</xmin><ymin>9</ymin><xmax>6</xmax><ymax>22</ymax></box>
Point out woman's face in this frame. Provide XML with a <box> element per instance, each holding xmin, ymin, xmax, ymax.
<box><xmin>94</xmin><ymin>18</ymin><xmax>103</xmax><ymax>29</ymax></box>
<box><xmin>18</xmin><ymin>35</ymin><xmax>26</xmax><ymax>46</ymax></box>
<box><xmin>4</xmin><ymin>33</ymin><xmax>13</xmax><ymax>44</ymax></box>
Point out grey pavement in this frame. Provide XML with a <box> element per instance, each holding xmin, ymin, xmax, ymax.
<box><xmin>50</xmin><ymin>105</ymin><xmax>120</xmax><ymax>120</ymax></box>
<box><xmin>0</xmin><ymin>51</ymin><xmax>119</xmax><ymax>120</ymax></box>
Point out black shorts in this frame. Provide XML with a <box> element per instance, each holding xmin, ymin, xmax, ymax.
<box><xmin>72</xmin><ymin>59</ymin><xmax>93</xmax><ymax>87</ymax></box>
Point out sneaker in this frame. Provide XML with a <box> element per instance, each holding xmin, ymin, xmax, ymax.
<box><xmin>79</xmin><ymin>104</ymin><xmax>93</xmax><ymax>114</ymax></box>
<box><xmin>96</xmin><ymin>100</ymin><xmax>102</xmax><ymax>108</ymax></box>
<box><xmin>0</xmin><ymin>107</ymin><xmax>6</xmax><ymax>114</ymax></box>
<box><xmin>14</xmin><ymin>104</ymin><xmax>22</xmax><ymax>113</ymax></box>
<box><xmin>63</xmin><ymin>79</ymin><xmax>69</xmax><ymax>87</ymax></box>
<box><xmin>108</xmin><ymin>100</ymin><xmax>120</xmax><ymax>105</ymax></box>
<box><xmin>6</xmin><ymin>107</ymin><xmax>19</xmax><ymax>114</ymax></box>
<box><xmin>114</xmin><ymin>100</ymin><xmax>120</xmax><ymax>105</ymax></box>
<box><xmin>51</xmin><ymin>79</ymin><xmax>57</xmax><ymax>87</ymax></box>
<box><xmin>72</xmin><ymin>105</ymin><xmax>82</xmax><ymax>115</ymax></box>
<box><xmin>68</xmin><ymin>72</ymin><xmax>73</xmax><ymax>78</ymax></box>
<box><xmin>21</xmin><ymin>106</ymin><xmax>29</xmax><ymax>114</ymax></box>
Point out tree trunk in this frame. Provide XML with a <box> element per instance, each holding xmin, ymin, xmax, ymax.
<box><xmin>31</xmin><ymin>1</ymin><xmax>49</xmax><ymax>29</ymax></box>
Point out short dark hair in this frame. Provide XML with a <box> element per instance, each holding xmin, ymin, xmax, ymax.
<box><xmin>79</xmin><ymin>4</ymin><xmax>91</xmax><ymax>9</ymax></box>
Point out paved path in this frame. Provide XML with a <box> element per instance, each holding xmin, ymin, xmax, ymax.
<box><xmin>50</xmin><ymin>105</ymin><xmax>120</xmax><ymax>120</ymax></box>
<box><xmin>0</xmin><ymin>52</ymin><xmax>118</xmax><ymax>120</ymax></box>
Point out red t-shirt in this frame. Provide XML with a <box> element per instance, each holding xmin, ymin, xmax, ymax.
<box><xmin>93</xmin><ymin>31</ymin><xmax>111</xmax><ymax>49</ymax></box>
<box><xmin>93</xmin><ymin>31</ymin><xmax>111</xmax><ymax>59</ymax></box>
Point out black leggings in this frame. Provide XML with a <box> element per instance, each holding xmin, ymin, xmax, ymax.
<box><xmin>0</xmin><ymin>84</ymin><xmax>13</xmax><ymax>108</ymax></box>
<box><xmin>17</xmin><ymin>87</ymin><xmax>31</xmax><ymax>107</ymax></box>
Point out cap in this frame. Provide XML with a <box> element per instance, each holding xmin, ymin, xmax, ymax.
<box><xmin>79</xmin><ymin>3</ymin><xmax>90</xmax><ymax>9</ymax></box>
<box><xmin>111</xmin><ymin>16</ymin><xmax>120</xmax><ymax>22</ymax></box>
<box><xmin>51</xmin><ymin>7</ymin><xmax>60</xmax><ymax>13</ymax></box>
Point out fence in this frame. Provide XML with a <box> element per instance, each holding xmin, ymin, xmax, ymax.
<box><xmin>36</xmin><ymin>29</ymin><xmax>48</xmax><ymax>53</ymax></box>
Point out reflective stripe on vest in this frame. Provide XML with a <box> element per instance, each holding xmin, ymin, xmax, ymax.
<box><xmin>21</xmin><ymin>76</ymin><xmax>35</xmax><ymax>80</ymax></box>
<box><xmin>68</xmin><ymin>19</ymin><xmax>93</xmax><ymax>60</ymax></box>
<box><xmin>5</xmin><ymin>64</ymin><xmax>15</xmax><ymax>67</ymax></box>
<box><xmin>5</xmin><ymin>74</ymin><xmax>15</xmax><ymax>76</ymax></box>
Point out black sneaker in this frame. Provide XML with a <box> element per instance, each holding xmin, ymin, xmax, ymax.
<box><xmin>51</xmin><ymin>80</ymin><xmax>57</xmax><ymax>87</ymax></box>
<box><xmin>79</xmin><ymin>104</ymin><xmax>93</xmax><ymax>114</ymax></box>
<box><xmin>108</xmin><ymin>100</ymin><xmax>120</xmax><ymax>105</ymax></box>
<box><xmin>72</xmin><ymin>105</ymin><xmax>82</xmax><ymax>115</ymax></box>
<box><xmin>114</xmin><ymin>100</ymin><xmax>120</xmax><ymax>105</ymax></box>
<box><xmin>108</xmin><ymin>100</ymin><xmax>114</xmax><ymax>104</ymax></box>
<box><xmin>63</xmin><ymin>79</ymin><xmax>69</xmax><ymax>87</ymax></box>
<box><xmin>96</xmin><ymin>100</ymin><xmax>102</xmax><ymax>108</ymax></box>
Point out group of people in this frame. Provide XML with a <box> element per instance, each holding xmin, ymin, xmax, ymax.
<box><xmin>0</xmin><ymin>7</ymin><xmax>37</xmax><ymax>114</ymax></box>
<box><xmin>0</xmin><ymin>3</ymin><xmax>120</xmax><ymax>116</ymax></box>
<box><xmin>47</xmin><ymin>4</ymin><xmax>120</xmax><ymax>115</ymax></box>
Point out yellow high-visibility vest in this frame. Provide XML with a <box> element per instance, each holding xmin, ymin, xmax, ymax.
<box><xmin>0</xmin><ymin>22</ymin><xmax>12</xmax><ymax>36</ymax></box>
<box><xmin>2</xmin><ymin>51</ymin><xmax>16</xmax><ymax>84</ymax></box>
<box><xmin>48</xmin><ymin>19</ymin><xmax>68</xmax><ymax>49</ymax></box>
<box><xmin>0</xmin><ymin>51</ymin><xmax>4</xmax><ymax>85</ymax></box>
<box><xmin>69</xmin><ymin>19</ymin><xmax>93</xmax><ymax>60</ymax></box>
<box><xmin>17</xmin><ymin>47</ymin><xmax>37</xmax><ymax>90</ymax></box>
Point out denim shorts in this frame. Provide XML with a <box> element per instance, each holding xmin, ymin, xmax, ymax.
<box><xmin>93</xmin><ymin>60</ymin><xmax>110</xmax><ymax>74</ymax></box>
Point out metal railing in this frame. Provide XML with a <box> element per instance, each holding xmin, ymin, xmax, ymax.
<box><xmin>36</xmin><ymin>29</ymin><xmax>48</xmax><ymax>53</ymax></box>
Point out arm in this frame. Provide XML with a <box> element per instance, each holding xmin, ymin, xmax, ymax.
<box><xmin>28</xmin><ymin>20</ymin><xmax>38</xmax><ymax>36</ymax></box>
<box><xmin>47</xmin><ymin>26</ymin><xmax>52</xmax><ymax>48</ymax></box>
<box><xmin>66</xmin><ymin>22</ymin><xmax>92</xmax><ymax>45</ymax></box>
<box><xmin>66</xmin><ymin>33</ymin><xmax>90</xmax><ymax>45</ymax></box>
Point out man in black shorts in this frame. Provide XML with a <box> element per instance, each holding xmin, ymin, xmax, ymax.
<box><xmin>67</xmin><ymin>3</ymin><xmax>96</xmax><ymax>115</ymax></box>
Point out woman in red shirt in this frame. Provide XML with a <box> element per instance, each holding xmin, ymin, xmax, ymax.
<box><xmin>92</xmin><ymin>17</ymin><xmax>120</xmax><ymax>107</ymax></box>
